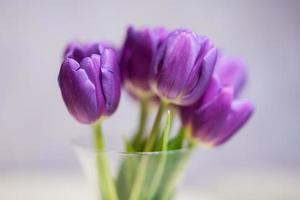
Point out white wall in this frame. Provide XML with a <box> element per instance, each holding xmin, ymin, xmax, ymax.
<box><xmin>0</xmin><ymin>0</ymin><xmax>299</xmax><ymax>182</ymax></box>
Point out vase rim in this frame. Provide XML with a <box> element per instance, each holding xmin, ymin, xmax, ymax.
<box><xmin>71</xmin><ymin>137</ymin><xmax>193</xmax><ymax>156</ymax></box>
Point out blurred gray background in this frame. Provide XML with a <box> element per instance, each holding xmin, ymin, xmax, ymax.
<box><xmin>0</xmin><ymin>0</ymin><xmax>300</xmax><ymax>189</ymax></box>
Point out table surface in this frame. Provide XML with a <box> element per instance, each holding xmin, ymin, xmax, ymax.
<box><xmin>0</xmin><ymin>170</ymin><xmax>300</xmax><ymax>200</ymax></box>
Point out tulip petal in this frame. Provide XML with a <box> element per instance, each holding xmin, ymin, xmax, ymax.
<box><xmin>120</xmin><ymin>26</ymin><xmax>168</xmax><ymax>97</ymax></box>
<box><xmin>64</xmin><ymin>42</ymin><xmax>103</xmax><ymax>64</ymax></box>
<box><xmin>181</xmin><ymin>47</ymin><xmax>217</xmax><ymax>105</ymax></box>
<box><xmin>215</xmin><ymin>53</ymin><xmax>247</xmax><ymax>96</ymax></box>
<box><xmin>180</xmin><ymin>75</ymin><xmax>221</xmax><ymax>124</ymax></box>
<box><xmin>180</xmin><ymin>37</ymin><xmax>212</xmax><ymax>96</ymax></box>
<box><xmin>100</xmin><ymin>48</ymin><xmax>121</xmax><ymax>115</ymax></box>
<box><xmin>81</xmin><ymin>56</ymin><xmax>104</xmax><ymax>115</ymax></box>
<box><xmin>58</xmin><ymin>58</ymin><xmax>101</xmax><ymax>124</ymax></box>
<box><xmin>126</xmin><ymin>28</ymin><xmax>154</xmax><ymax>89</ymax></box>
<box><xmin>200</xmin><ymin>75</ymin><xmax>221</xmax><ymax>107</ymax></box>
<box><xmin>87</xmin><ymin>43</ymin><xmax>102</xmax><ymax>56</ymax></box>
<box><xmin>63</xmin><ymin>41</ymin><xmax>79</xmax><ymax>59</ymax></box>
<box><xmin>191</xmin><ymin>86</ymin><xmax>233</xmax><ymax>143</ymax></box>
<box><xmin>155</xmin><ymin>30</ymin><xmax>202</xmax><ymax>101</ymax></box>
<box><xmin>212</xmin><ymin>100</ymin><xmax>254</xmax><ymax>146</ymax></box>
<box><xmin>120</xmin><ymin>26</ymin><xmax>135</xmax><ymax>82</ymax></box>
<box><xmin>80</xmin><ymin>57</ymin><xmax>100</xmax><ymax>88</ymax></box>
<box><xmin>65</xmin><ymin>43</ymin><xmax>87</xmax><ymax>63</ymax></box>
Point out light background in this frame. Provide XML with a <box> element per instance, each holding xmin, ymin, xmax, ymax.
<box><xmin>0</xmin><ymin>0</ymin><xmax>300</xmax><ymax>191</ymax></box>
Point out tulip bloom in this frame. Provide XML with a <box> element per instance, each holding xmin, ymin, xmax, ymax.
<box><xmin>180</xmin><ymin>68</ymin><xmax>254</xmax><ymax>146</ymax></box>
<box><xmin>181</xmin><ymin>82</ymin><xmax>254</xmax><ymax>147</ymax></box>
<box><xmin>58</xmin><ymin>42</ymin><xmax>121</xmax><ymax>124</ymax></box>
<box><xmin>151</xmin><ymin>29</ymin><xmax>218</xmax><ymax>106</ymax></box>
<box><xmin>120</xmin><ymin>26</ymin><xmax>168</xmax><ymax>98</ymax></box>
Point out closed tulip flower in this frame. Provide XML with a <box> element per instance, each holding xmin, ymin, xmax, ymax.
<box><xmin>151</xmin><ymin>29</ymin><xmax>218</xmax><ymax>106</ymax></box>
<box><xmin>181</xmin><ymin>82</ymin><xmax>254</xmax><ymax>147</ymax></box>
<box><xmin>120</xmin><ymin>26</ymin><xmax>168</xmax><ymax>98</ymax></box>
<box><xmin>58</xmin><ymin>42</ymin><xmax>121</xmax><ymax>124</ymax></box>
<box><xmin>180</xmin><ymin>56</ymin><xmax>254</xmax><ymax>147</ymax></box>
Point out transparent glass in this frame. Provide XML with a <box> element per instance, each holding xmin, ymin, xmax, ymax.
<box><xmin>73</xmin><ymin>139</ymin><xmax>192</xmax><ymax>200</ymax></box>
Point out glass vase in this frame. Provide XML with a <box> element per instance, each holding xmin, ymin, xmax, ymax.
<box><xmin>73</xmin><ymin>139</ymin><xmax>192</xmax><ymax>200</ymax></box>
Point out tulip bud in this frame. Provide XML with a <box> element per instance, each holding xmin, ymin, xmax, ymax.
<box><xmin>215</xmin><ymin>52</ymin><xmax>247</xmax><ymax>96</ymax></box>
<box><xmin>181</xmin><ymin>85</ymin><xmax>254</xmax><ymax>147</ymax></box>
<box><xmin>151</xmin><ymin>29</ymin><xmax>218</xmax><ymax>106</ymax></box>
<box><xmin>120</xmin><ymin>26</ymin><xmax>168</xmax><ymax>98</ymax></box>
<box><xmin>58</xmin><ymin>43</ymin><xmax>121</xmax><ymax>124</ymax></box>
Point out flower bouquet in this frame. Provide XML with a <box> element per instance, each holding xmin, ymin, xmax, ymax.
<box><xmin>58</xmin><ymin>26</ymin><xmax>254</xmax><ymax>200</ymax></box>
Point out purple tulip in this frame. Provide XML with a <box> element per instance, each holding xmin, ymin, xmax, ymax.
<box><xmin>58</xmin><ymin>42</ymin><xmax>121</xmax><ymax>124</ymax></box>
<box><xmin>120</xmin><ymin>26</ymin><xmax>168</xmax><ymax>98</ymax></box>
<box><xmin>151</xmin><ymin>29</ymin><xmax>218</xmax><ymax>106</ymax></box>
<box><xmin>215</xmin><ymin>52</ymin><xmax>247</xmax><ymax>97</ymax></box>
<box><xmin>180</xmin><ymin>77</ymin><xmax>254</xmax><ymax>147</ymax></box>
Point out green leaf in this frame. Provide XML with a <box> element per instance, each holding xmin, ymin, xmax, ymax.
<box><xmin>124</xmin><ymin>136</ymin><xmax>135</xmax><ymax>152</ymax></box>
<box><xmin>167</xmin><ymin>126</ymin><xmax>186</xmax><ymax>150</ymax></box>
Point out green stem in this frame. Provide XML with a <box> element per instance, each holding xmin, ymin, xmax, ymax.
<box><xmin>129</xmin><ymin>156</ymin><xmax>148</xmax><ymax>200</ymax></box>
<box><xmin>144</xmin><ymin>100</ymin><xmax>167</xmax><ymax>152</ymax></box>
<box><xmin>94</xmin><ymin>122</ymin><xmax>105</xmax><ymax>150</ymax></box>
<box><xmin>94</xmin><ymin>122</ymin><xmax>119</xmax><ymax>200</ymax></box>
<box><xmin>132</xmin><ymin>97</ymin><xmax>149</xmax><ymax>151</ymax></box>
<box><xmin>115</xmin><ymin>98</ymin><xmax>149</xmax><ymax>198</ymax></box>
<box><xmin>129</xmin><ymin>100</ymin><xmax>167</xmax><ymax>200</ymax></box>
<box><xmin>146</xmin><ymin>111</ymin><xmax>171</xmax><ymax>200</ymax></box>
<box><xmin>160</xmin><ymin>142</ymin><xmax>196</xmax><ymax>200</ymax></box>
